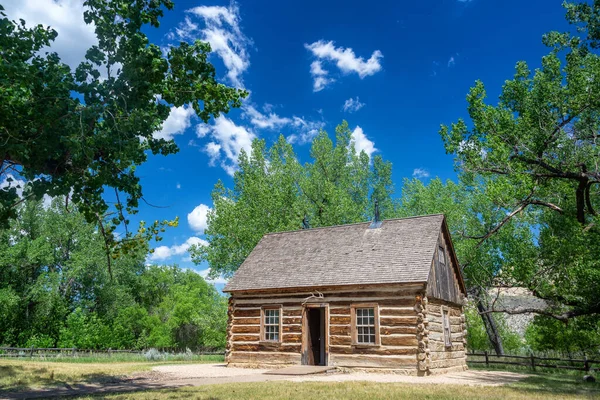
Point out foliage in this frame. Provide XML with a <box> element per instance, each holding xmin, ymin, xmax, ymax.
<box><xmin>192</xmin><ymin>122</ymin><xmax>395</xmax><ymax>277</ymax></box>
<box><xmin>0</xmin><ymin>0</ymin><xmax>246</xmax><ymax>249</ymax></box>
<box><xmin>464</xmin><ymin>303</ymin><xmax>523</xmax><ymax>353</ymax></box>
<box><xmin>525</xmin><ymin>315</ymin><xmax>600</xmax><ymax>354</ymax></box>
<box><xmin>439</xmin><ymin>1</ymin><xmax>600</xmax><ymax>321</ymax></box>
<box><xmin>0</xmin><ymin>200</ymin><xmax>227</xmax><ymax>350</ymax></box>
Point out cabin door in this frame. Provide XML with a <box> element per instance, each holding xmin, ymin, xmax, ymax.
<box><xmin>302</xmin><ymin>305</ymin><xmax>327</xmax><ymax>366</ymax></box>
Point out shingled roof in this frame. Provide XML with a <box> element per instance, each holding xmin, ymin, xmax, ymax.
<box><xmin>224</xmin><ymin>214</ymin><xmax>454</xmax><ymax>292</ymax></box>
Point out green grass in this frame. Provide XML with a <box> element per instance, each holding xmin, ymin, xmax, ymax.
<box><xmin>79</xmin><ymin>376</ymin><xmax>600</xmax><ymax>400</ymax></box>
<box><xmin>468</xmin><ymin>361</ymin><xmax>598</xmax><ymax>376</ymax></box>
<box><xmin>0</xmin><ymin>353</ymin><xmax>224</xmax><ymax>364</ymax></box>
<box><xmin>0</xmin><ymin>356</ymin><xmax>224</xmax><ymax>392</ymax></box>
<box><xmin>1</xmin><ymin>358</ymin><xmax>598</xmax><ymax>399</ymax></box>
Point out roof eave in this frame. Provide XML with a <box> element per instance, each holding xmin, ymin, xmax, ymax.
<box><xmin>223</xmin><ymin>280</ymin><xmax>428</xmax><ymax>294</ymax></box>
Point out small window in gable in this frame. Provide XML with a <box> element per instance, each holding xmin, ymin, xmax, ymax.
<box><xmin>442</xmin><ymin>308</ymin><xmax>452</xmax><ymax>347</ymax></box>
<box><xmin>438</xmin><ymin>245</ymin><xmax>446</xmax><ymax>266</ymax></box>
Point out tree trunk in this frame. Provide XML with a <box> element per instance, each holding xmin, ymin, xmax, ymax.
<box><xmin>477</xmin><ymin>298</ymin><xmax>504</xmax><ymax>356</ymax></box>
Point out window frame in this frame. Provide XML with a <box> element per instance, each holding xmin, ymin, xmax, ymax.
<box><xmin>350</xmin><ymin>303</ymin><xmax>380</xmax><ymax>347</ymax></box>
<box><xmin>260</xmin><ymin>305</ymin><xmax>282</xmax><ymax>343</ymax></box>
<box><xmin>442</xmin><ymin>306</ymin><xmax>452</xmax><ymax>348</ymax></box>
<box><xmin>438</xmin><ymin>245</ymin><xmax>446</xmax><ymax>266</ymax></box>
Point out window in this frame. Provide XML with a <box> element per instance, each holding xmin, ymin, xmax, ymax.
<box><xmin>262</xmin><ymin>307</ymin><xmax>281</xmax><ymax>342</ymax></box>
<box><xmin>351</xmin><ymin>304</ymin><xmax>379</xmax><ymax>346</ymax></box>
<box><xmin>356</xmin><ymin>308</ymin><xmax>376</xmax><ymax>344</ymax></box>
<box><xmin>442</xmin><ymin>309</ymin><xmax>452</xmax><ymax>347</ymax></box>
<box><xmin>438</xmin><ymin>245</ymin><xmax>446</xmax><ymax>266</ymax></box>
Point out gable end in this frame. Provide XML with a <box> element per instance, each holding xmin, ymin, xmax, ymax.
<box><xmin>425</xmin><ymin>217</ymin><xmax>466</xmax><ymax>304</ymax></box>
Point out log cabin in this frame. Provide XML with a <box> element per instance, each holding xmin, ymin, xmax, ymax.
<box><xmin>223</xmin><ymin>213</ymin><xmax>468</xmax><ymax>375</ymax></box>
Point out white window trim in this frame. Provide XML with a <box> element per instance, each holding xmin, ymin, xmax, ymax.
<box><xmin>442</xmin><ymin>306</ymin><xmax>452</xmax><ymax>347</ymax></box>
<box><xmin>350</xmin><ymin>303</ymin><xmax>380</xmax><ymax>347</ymax></box>
<box><xmin>260</xmin><ymin>305</ymin><xmax>282</xmax><ymax>343</ymax></box>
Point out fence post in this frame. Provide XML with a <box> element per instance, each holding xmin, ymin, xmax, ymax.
<box><xmin>584</xmin><ymin>354</ymin><xmax>590</xmax><ymax>373</ymax></box>
<box><xmin>30</xmin><ymin>346</ymin><xmax>34</xmax><ymax>358</ymax></box>
<box><xmin>72</xmin><ymin>347</ymin><xmax>76</xmax><ymax>357</ymax></box>
<box><xmin>484</xmin><ymin>350</ymin><xmax>489</xmax><ymax>367</ymax></box>
<box><xmin>530</xmin><ymin>352</ymin><xmax>536</xmax><ymax>371</ymax></box>
<box><xmin>108</xmin><ymin>348</ymin><xmax>112</xmax><ymax>357</ymax></box>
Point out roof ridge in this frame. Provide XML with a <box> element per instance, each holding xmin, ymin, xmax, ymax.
<box><xmin>263</xmin><ymin>213</ymin><xmax>445</xmax><ymax>237</ymax></box>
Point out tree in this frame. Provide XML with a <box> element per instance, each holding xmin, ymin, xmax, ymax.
<box><xmin>525</xmin><ymin>314</ymin><xmax>600</xmax><ymax>354</ymax></box>
<box><xmin>0</xmin><ymin>1</ymin><xmax>246</xmax><ymax>242</ymax></box>
<box><xmin>396</xmin><ymin>178</ymin><xmax>536</xmax><ymax>355</ymax></box>
<box><xmin>440</xmin><ymin>1</ymin><xmax>600</xmax><ymax>321</ymax></box>
<box><xmin>0</xmin><ymin>199</ymin><xmax>227</xmax><ymax>349</ymax></box>
<box><xmin>192</xmin><ymin>122</ymin><xmax>395</xmax><ymax>278</ymax></box>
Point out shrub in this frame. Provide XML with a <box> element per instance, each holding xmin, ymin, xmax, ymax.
<box><xmin>144</xmin><ymin>348</ymin><xmax>164</xmax><ymax>361</ymax></box>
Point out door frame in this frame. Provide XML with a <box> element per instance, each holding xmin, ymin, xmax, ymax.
<box><xmin>301</xmin><ymin>303</ymin><xmax>329</xmax><ymax>366</ymax></box>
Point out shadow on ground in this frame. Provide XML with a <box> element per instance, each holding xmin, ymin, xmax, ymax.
<box><xmin>514</xmin><ymin>374</ymin><xmax>600</xmax><ymax>398</ymax></box>
<box><xmin>0</xmin><ymin>364</ymin><xmax>132</xmax><ymax>398</ymax></box>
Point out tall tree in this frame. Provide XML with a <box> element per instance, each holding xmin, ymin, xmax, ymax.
<box><xmin>191</xmin><ymin>122</ymin><xmax>395</xmax><ymax>278</ymax></box>
<box><xmin>0</xmin><ymin>199</ymin><xmax>227</xmax><ymax>349</ymax></box>
<box><xmin>396</xmin><ymin>178</ymin><xmax>537</xmax><ymax>355</ymax></box>
<box><xmin>440</xmin><ymin>0</ymin><xmax>600</xmax><ymax>322</ymax></box>
<box><xmin>0</xmin><ymin>1</ymin><xmax>246</xmax><ymax>240</ymax></box>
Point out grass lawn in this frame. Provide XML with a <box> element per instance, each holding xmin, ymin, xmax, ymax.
<box><xmin>1</xmin><ymin>358</ymin><xmax>598</xmax><ymax>399</ymax></box>
<box><xmin>0</xmin><ymin>355</ymin><xmax>223</xmax><ymax>392</ymax></box>
<box><xmin>76</xmin><ymin>376</ymin><xmax>600</xmax><ymax>400</ymax></box>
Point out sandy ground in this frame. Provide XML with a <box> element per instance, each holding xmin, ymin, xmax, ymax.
<box><xmin>152</xmin><ymin>364</ymin><xmax>272</xmax><ymax>379</ymax></box>
<box><xmin>151</xmin><ymin>363</ymin><xmax>527</xmax><ymax>387</ymax></box>
<box><xmin>0</xmin><ymin>364</ymin><xmax>529</xmax><ymax>399</ymax></box>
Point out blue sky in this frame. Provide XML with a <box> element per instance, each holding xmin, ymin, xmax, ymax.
<box><xmin>4</xmin><ymin>0</ymin><xmax>570</xmax><ymax>286</ymax></box>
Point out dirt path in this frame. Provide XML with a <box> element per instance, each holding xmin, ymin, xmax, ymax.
<box><xmin>0</xmin><ymin>364</ymin><xmax>529</xmax><ymax>399</ymax></box>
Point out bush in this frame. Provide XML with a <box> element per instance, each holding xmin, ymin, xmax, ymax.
<box><xmin>144</xmin><ymin>348</ymin><xmax>164</xmax><ymax>361</ymax></box>
<box><xmin>465</xmin><ymin>303</ymin><xmax>525</xmax><ymax>353</ymax></box>
<box><xmin>58</xmin><ymin>308</ymin><xmax>112</xmax><ymax>349</ymax></box>
<box><xmin>24</xmin><ymin>334</ymin><xmax>55</xmax><ymax>348</ymax></box>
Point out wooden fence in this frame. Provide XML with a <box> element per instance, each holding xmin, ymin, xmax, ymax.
<box><xmin>0</xmin><ymin>347</ymin><xmax>224</xmax><ymax>358</ymax></box>
<box><xmin>467</xmin><ymin>351</ymin><xmax>599</xmax><ymax>372</ymax></box>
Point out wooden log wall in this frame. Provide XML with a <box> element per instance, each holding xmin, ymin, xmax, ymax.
<box><xmin>227</xmin><ymin>284</ymin><xmax>425</xmax><ymax>370</ymax></box>
<box><xmin>427</xmin><ymin>230</ymin><xmax>464</xmax><ymax>305</ymax></box>
<box><xmin>425</xmin><ymin>298</ymin><xmax>468</xmax><ymax>372</ymax></box>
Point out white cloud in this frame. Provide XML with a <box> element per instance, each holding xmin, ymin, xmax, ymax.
<box><xmin>153</xmin><ymin>105</ymin><xmax>195</xmax><ymax>140</ymax></box>
<box><xmin>204</xmin><ymin>142</ymin><xmax>222</xmax><ymax>165</ymax></box>
<box><xmin>3</xmin><ymin>0</ymin><xmax>97</xmax><ymax>70</ymax></box>
<box><xmin>448</xmin><ymin>56</ymin><xmax>456</xmax><ymax>67</ymax></box>
<box><xmin>286</xmin><ymin>117</ymin><xmax>325</xmax><ymax>145</ymax></box>
<box><xmin>198</xmin><ymin>268</ymin><xmax>229</xmax><ymax>284</ymax></box>
<box><xmin>342</xmin><ymin>97</ymin><xmax>365</xmax><ymax>113</ymax></box>
<box><xmin>197</xmin><ymin>116</ymin><xmax>256</xmax><ymax>175</ymax></box>
<box><xmin>309</xmin><ymin>60</ymin><xmax>335</xmax><ymax>92</ymax></box>
<box><xmin>244</xmin><ymin>105</ymin><xmax>292</xmax><ymax>129</ymax></box>
<box><xmin>1</xmin><ymin>174</ymin><xmax>53</xmax><ymax>209</ymax></box>
<box><xmin>0</xmin><ymin>174</ymin><xmax>25</xmax><ymax>199</ymax></box>
<box><xmin>412</xmin><ymin>168</ymin><xmax>431</xmax><ymax>179</ymax></box>
<box><xmin>188</xmin><ymin>203</ymin><xmax>211</xmax><ymax>233</ymax></box>
<box><xmin>149</xmin><ymin>236</ymin><xmax>208</xmax><ymax>261</ymax></box>
<box><xmin>176</xmin><ymin>183</ymin><xmax>181</xmax><ymax>189</ymax></box>
<box><xmin>351</xmin><ymin>126</ymin><xmax>377</xmax><ymax>158</ymax></box>
<box><xmin>176</xmin><ymin>3</ymin><xmax>250</xmax><ymax>88</ymax></box>
<box><xmin>305</xmin><ymin>40</ymin><xmax>383</xmax><ymax>90</ymax></box>
<box><xmin>196</xmin><ymin>124</ymin><xmax>211</xmax><ymax>138</ymax></box>
<box><xmin>243</xmin><ymin>104</ymin><xmax>324</xmax><ymax>145</ymax></box>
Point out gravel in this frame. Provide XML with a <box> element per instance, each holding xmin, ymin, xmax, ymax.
<box><xmin>150</xmin><ymin>364</ymin><xmax>527</xmax><ymax>386</ymax></box>
<box><xmin>152</xmin><ymin>364</ymin><xmax>271</xmax><ymax>379</ymax></box>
